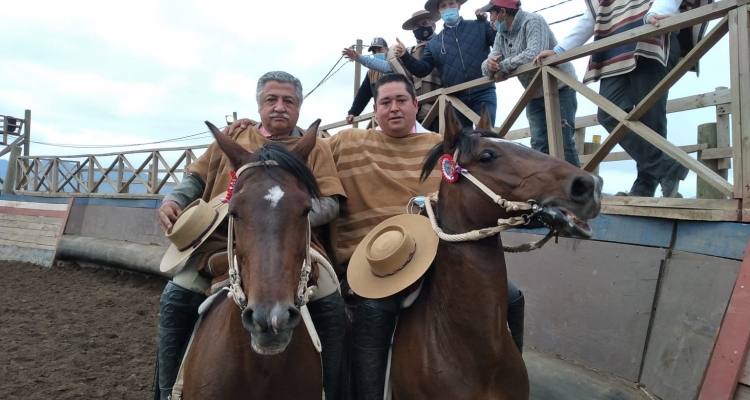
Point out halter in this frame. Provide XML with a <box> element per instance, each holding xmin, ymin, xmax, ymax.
<box><xmin>422</xmin><ymin>149</ymin><xmax>556</xmax><ymax>252</ymax></box>
<box><xmin>224</xmin><ymin>160</ymin><xmax>317</xmax><ymax>311</ymax></box>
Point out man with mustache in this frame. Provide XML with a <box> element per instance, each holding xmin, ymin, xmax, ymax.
<box><xmin>155</xmin><ymin>71</ymin><xmax>347</xmax><ymax>400</ymax></box>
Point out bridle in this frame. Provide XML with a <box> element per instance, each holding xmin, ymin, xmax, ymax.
<box><xmin>421</xmin><ymin>149</ymin><xmax>556</xmax><ymax>253</ymax></box>
<box><xmin>224</xmin><ymin>160</ymin><xmax>316</xmax><ymax>311</ymax></box>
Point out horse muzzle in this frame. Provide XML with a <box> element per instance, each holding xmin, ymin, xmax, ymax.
<box><xmin>242</xmin><ymin>302</ymin><xmax>301</xmax><ymax>355</ymax></box>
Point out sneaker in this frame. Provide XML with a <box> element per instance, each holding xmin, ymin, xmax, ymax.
<box><xmin>615</xmin><ymin>190</ymin><xmax>653</xmax><ymax>197</ymax></box>
<box><xmin>660</xmin><ymin>164</ymin><xmax>689</xmax><ymax>198</ymax></box>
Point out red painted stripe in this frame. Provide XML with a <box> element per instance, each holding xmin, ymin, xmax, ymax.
<box><xmin>0</xmin><ymin>206</ymin><xmax>67</xmax><ymax>219</ymax></box>
<box><xmin>698</xmin><ymin>239</ymin><xmax>750</xmax><ymax>400</ymax></box>
<box><xmin>51</xmin><ymin>197</ymin><xmax>75</xmax><ymax>267</ymax></box>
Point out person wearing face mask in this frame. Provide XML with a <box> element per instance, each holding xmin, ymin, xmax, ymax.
<box><xmin>345</xmin><ymin>37</ymin><xmax>390</xmax><ymax>125</ymax></box>
<box><xmin>480</xmin><ymin>0</ymin><xmax>581</xmax><ymax>167</ymax></box>
<box><xmin>394</xmin><ymin>0</ymin><xmax>497</xmax><ymax>129</ymax></box>
<box><xmin>343</xmin><ymin>11</ymin><xmax>444</xmax><ymax>132</ymax></box>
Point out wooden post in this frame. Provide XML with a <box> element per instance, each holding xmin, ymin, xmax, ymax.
<box><xmin>697</xmin><ymin>123</ymin><xmax>729</xmax><ymax>199</ymax></box>
<box><xmin>149</xmin><ymin>152</ymin><xmax>159</xmax><ymax>194</ymax></box>
<box><xmin>353</xmin><ymin>39</ymin><xmax>363</xmax><ymax>129</ymax></box>
<box><xmin>51</xmin><ymin>158</ymin><xmax>59</xmax><ymax>192</ymax></box>
<box><xmin>88</xmin><ymin>156</ymin><xmax>95</xmax><ymax>193</ymax></box>
<box><xmin>574</xmin><ymin>127</ymin><xmax>586</xmax><ymax>156</ymax></box>
<box><xmin>2</xmin><ymin>145</ymin><xmax>21</xmax><ymax>195</ymax></box>
<box><xmin>542</xmin><ymin>67</ymin><xmax>565</xmax><ymax>160</ymax></box>
<box><xmin>22</xmin><ymin>110</ymin><xmax>31</xmax><ymax>191</ymax></box>
<box><xmin>728</xmin><ymin>7</ymin><xmax>750</xmax><ymax>199</ymax></box>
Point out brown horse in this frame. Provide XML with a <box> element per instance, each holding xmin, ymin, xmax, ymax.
<box><xmin>180</xmin><ymin>121</ymin><xmax>325</xmax><ymax>399</ymax></box>
<box><xmin>391</xmin><ymin>104</ymin><xmax>602</xmax><ymax>399</ymax></box>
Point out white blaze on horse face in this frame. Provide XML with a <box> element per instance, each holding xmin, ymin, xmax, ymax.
<box><xmin>486</xmin><ymin>137</ymin><xmax>527</xmax><ymax>147</ymax></box>
<box><xmin>264</xmin><ymin>186</ymin><xmax>285</xmax><ymax>208</ymax></box>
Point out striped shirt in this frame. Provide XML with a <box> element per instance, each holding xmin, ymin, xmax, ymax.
<box><xmin>324</xmin><ymin>128</ymin><xmax>443</xmax><ymax>267</ymax></box>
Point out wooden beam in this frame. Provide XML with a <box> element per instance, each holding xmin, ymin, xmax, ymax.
<box><xmin>542</xmin><ymin>67</ymin><xmax>565</xmax><ymax>159</ymax></box>
<box><xmin>702</xmin><ymin>147</ymin><xmax>735</xmax><ymax>161</ymax></box>
<box><xmin>420</xmin><ymin>100</ymin><xmax>441</xmax><ymax>132</ymax></box>
<box><xmin>445</xmin><ymin>95</ymin><xmax>480</xmax><ymax>125</ymax></box>
<box><xmin>698</xmin><ymin>238</ymin><xmax>750</xmax><ymax>400</ymax></box>
<box><xmin>496</xmin><ymin>70</ymin><xmax>542</xmax><ymax>137</ymax></box>
<box><xmin>579</xmin><ymin>144</ymin><xmax>707</xmax><ymax>163</ymax></box>
<box><xmin>438</xmin><ymin>95</ymin><xmax>446</xmax><ymax>135</ymax></box>
<box><xmin>728</xmin><ymin>6</ymin><xmax>750</xmax><ymax>199</ymax></box>
<box><xmin>601</xmin><ymin>205</ymin><xmax>738</xmax><ymax>221</ymax></box>
<box><xmin>602</xmin><ymin>196</ymin><xmax>739</xmax><ymax>210</ymax></box>
<box><xmin>549</xmin><ymin>69</ymin><xmax>735</xmax><ymax>197</ymax></box>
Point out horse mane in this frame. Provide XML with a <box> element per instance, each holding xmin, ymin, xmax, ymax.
<box><xmin>420</xmin><ymin>129</ymin><xmax>503</xmax><ymax>183</ymax></box>
<box><xmin>255</xmin><ymin>142</ymin><xmax>322</xmax><ymax>198</ymax></box>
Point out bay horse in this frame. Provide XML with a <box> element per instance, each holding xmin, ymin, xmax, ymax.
<box><xmin>391</xmin><ymin>104</ymin><xmax>603</xmax><ymax>399</ymax></box>
<box><xmin>179</xmin><ymin>121</ymin><xmax>325</xmax><ymax>399</ymax></box>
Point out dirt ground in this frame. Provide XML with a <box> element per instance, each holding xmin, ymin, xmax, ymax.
<box><xmin>0</xmin><ymin>260</ymin><xmax>166</xmax><ymax>400</ymax></box>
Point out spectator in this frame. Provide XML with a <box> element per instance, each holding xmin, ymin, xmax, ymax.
<box><xmin>345</xmin><ymin>37</ymin><xmax>389</xmax><ymax>125</ymax></box>
<box><xmin>342</xmin><ymin>10</ymin><xmax>444</xmax><ymax>131</ymax></box>
<box><xmin>480</xmin><ymin>0</ymin><xmax>581</xmax><ymax>167</ymax></box>
<box><xmin>394</xmin><ymin>0</ymin><xmax>497</xmax><ymax>129</ymax></box>
<box><xmin>534</xmin><ymin>0</ymin><xmax>687</xmax><ymax>197</ymax></box>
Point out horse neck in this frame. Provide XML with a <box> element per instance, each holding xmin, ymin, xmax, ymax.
<box><xmin>428</xmin><ymin>186</ymin><xmax>510</xmax><ymax>339</ymax></box>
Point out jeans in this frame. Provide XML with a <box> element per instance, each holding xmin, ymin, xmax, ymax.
<box><xmin>597</xmin><ymin>32</ymin><xmax>684</xmax><ymax>195</ymax></box>
<box><xmin>526</xmin><ymin>86</ymin><xmax>581</xmax><ymax>167</ymax></box>
<box><xmin>454</xmin><ymin>86</ymin><xmax>498</xmax><ymax>129</ymax></box>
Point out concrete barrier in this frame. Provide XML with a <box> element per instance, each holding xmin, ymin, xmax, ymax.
<box><xmin>57</xmin><ymin>235</ymin><xmax>174</xmax><ymax>279</ymax></box>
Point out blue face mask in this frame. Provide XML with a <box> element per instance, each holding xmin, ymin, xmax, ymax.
<box><xmin>374</xmin><ymin>53</ymin><xmax>386</xmax><ymax>60</ymax></box>
<box><xmin>494</xmin><ymin>20</ymin><xmax>503</xmax><ymax>31</ymax></box>
<box><xmin>441</xmin><ymin>8</ymin><xmax>459</xmax><ymax>24</ymax></box>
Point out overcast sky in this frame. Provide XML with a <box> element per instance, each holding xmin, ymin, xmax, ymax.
<box><xmin>0</xmin><ymin>0</ymin><xmax>733</xmax><ymax>197</ymax></box>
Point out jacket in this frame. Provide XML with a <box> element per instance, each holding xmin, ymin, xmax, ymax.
<box><xmin>400</xmin><ymin>17</ymin><xmax>496</xmax><ymax>97</ymax></box>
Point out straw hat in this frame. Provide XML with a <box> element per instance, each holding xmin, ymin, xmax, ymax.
<box><xmin>347</xmin><ymin>214</ymin><xmax>439</xmax><ymax>299</ymax></box>
<box><xmin>159</xmin><ymin>192</ymin><xmax>229</xmax><ymax>273</ymax></box>
<box><xmin>424</xmin><ymin>0</ymin><xmax>468</xmax><ymax>14</ymax></box>
<box><xmin>401</xmin><ymin>10</ymin><xmax>441</xmax><ymax>30</ymax></box>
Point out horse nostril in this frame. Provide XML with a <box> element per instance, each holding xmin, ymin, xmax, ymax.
<box><xmin>242</xmin><ymin>307</ymin><xmax>266</xmax><ymax>333</ymax></box>
<box><xmin>570</xmin><ymin>175</ymin><xmax>595</xmax><ymax>202</ymax></box>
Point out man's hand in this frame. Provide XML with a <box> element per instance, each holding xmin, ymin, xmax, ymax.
<box><xmin>486</xmin><ymin>54</ymin><xmax>503</xmax><ymax>73</ymax></box>
<box><xmin>533</xmin><ymin>50</ymin><xmax>556</xmax><ymax>66</ymax></box>
<box><xmin>492</xmin><ymin>72</ymin><xmax>507</xmax><ymax>82</ymax></box>
<box><xmin>222</xmin><ymin>118</ymin><xmax>255</xmax><ymax>136</ymax></box>
<box><xmin>475</xmin><ymin>10</ymin><xmax>487</xmax><ymax>20</ymax></box>
<box><xmin>346</xmin><ymin>114</ymin><xmax>355</xmax><ymax>124</ymax></box>
<box><xmin>646</xmin><ymin>14</ymin><xmax>672</xmax><ymax>27</ymax></box>
<box><xmin>394</xmin><ymin>38</ymin><xmax>406</xmax><ymax>58</ymax></box>
<box><xmin>158</xmin><ymin>200</ymin><xmax>181</xmax><ymax>233</ymax></box>
<box><xmin>342</xmin><ymin>48</ymin><xmax>360</xmax><ymax>62</ymax></box>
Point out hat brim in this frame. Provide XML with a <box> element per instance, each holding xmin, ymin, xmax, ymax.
<box><xmin>424</xmin><ymin>0</ymin><xmax>468</xmax><ymax>13</ymax></box>
<box><xmin>477</xmin><ymin>3</ymin><xmax>493</xmax><ymax>12</ymax></box>
<box><xmin>347</xmin><ymin>214</ymin><xmax>439</xmax><ymax>299</ymax></box>
<box><xmin>401</xmin><ymin>11</ymin><xmax>441</xmax><ymax>30</ymax></box>
<box><xmin>367</xmin><ymin>45</ymin><xmax>385</xmax><ymax>52</ymax></box>
<box><xmin>159</xmin><ymin>192</ymin><xmax>229</xmax><ymax>273</ymax></box>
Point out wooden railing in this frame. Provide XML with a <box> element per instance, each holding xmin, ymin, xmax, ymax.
<box><xmin>0</xmin><ymin>111</ymin><xmax>30</xmax><ymax>189</ymax></box>
<box><xmin>5</xmin><ymin>0</ymin><xmax>750</xmax><ymax>221</ymax></box>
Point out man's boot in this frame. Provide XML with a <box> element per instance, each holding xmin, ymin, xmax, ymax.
<box><xmin>307</xmin><ymin>292</ymin><xmax>347</xmax><ymax>400</ymax></box>
<box><xmin>352</xmin><ymin>297</ymin><xmax>399</xmax><ymax>400</ymax></box>
<box><xmin>157</xmin><ymin>281</ymin><xmax>206</xmax><ymax>400</ymax></box>
<box><xmin>507</xmin><ymin>291</ymin><xmax>525</xmax><ymax>354</ymax></box>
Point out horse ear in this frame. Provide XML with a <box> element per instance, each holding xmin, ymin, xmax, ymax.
<box><xmin>443</xmin><ymin>102</ymin><xmax>462</xmax><ymax>154</ymax></box>
<box><xmin>205</xmin><ymin>121</ymin><xmax>251</xmax><ymax>169</ymax></box>
<box><xmin>476</xmin><ymin>104</ymin><xmax>492</xmax><ymax>131</ymax></box>
<box><xmin>293</xmin><ymin>119</ymin><xmax>320</xmax><ymax>161</ymax></box>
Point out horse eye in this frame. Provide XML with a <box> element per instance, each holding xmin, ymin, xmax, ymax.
<box><xmin>479</xmin><ymin>151</ymin><xmax>496</xmax><ymax>164</ymax></box>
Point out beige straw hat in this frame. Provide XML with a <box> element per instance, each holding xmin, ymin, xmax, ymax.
<box><xmin>347</xmin><ymin>214</ymin><xmax>439</xmax><ymax>299</ymax></box>
<box><xmin>159</xmin><ymin>192</ymin><xmax>229</xmax><ymax>273</ymax></box>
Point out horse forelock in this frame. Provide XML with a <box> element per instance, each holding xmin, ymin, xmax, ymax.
<box><xmin>252</xmin><ymin>142</ymin><xmax>321</xmax><ymax>199</ymax></box>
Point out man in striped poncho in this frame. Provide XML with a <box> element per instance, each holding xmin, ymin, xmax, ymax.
<box><xmin>535</xmin><ymin>0</ymin><xmax>690</xmax><ymax>197</ymax></box>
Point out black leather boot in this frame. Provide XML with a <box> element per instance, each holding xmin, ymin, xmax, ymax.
<box><xmin>507</xmin><ymin>291</ymin><xmax>525</xmax><ymax>354</ymax></box>
<box><xmin>157</xmin><ymin>281</ymin><xmax>206</xmax><ymax>400</ymax></box>
<box><xmin>308</xmin><ymin>292</ymin><xmax>347</xmax><ymax>400</ymax></box>
<box><xmin>352</xmin><ymin>297</ymin><xmax>399</xmax><ymax>400</ymax></box>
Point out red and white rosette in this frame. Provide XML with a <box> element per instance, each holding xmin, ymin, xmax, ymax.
<box><xmin>440</xmin><ymin>154</ymin><xmax>462</xmax><ymax>183</ymax></box>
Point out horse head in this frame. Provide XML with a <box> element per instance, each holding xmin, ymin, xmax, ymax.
<box><xmin>421</xmin><ymin>103</ymin><xmax>602</xmax><ymax>238</ymax></box>
<box><xmin>206</xmin><ymin>120</ymin><xmax>322</xmax><ymax>355</ymax></box>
